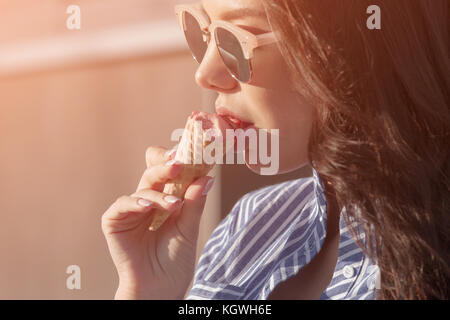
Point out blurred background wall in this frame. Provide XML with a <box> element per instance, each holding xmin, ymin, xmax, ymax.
<box><xmin>0</xmin><ymin>0</ymin><xmax>311</xmax><ymax>299</ymax></box>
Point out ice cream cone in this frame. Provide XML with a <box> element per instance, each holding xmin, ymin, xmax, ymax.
<box><xmin>149</xmin><ymin>111</ymin><xmax>229</xmax><ymax>231</ymax></box>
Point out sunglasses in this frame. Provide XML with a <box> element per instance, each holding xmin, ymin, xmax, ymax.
<box><xmin>175</xmin><ymin>3</ymin><xmax>278</xmax><ymax>83</ymax></box>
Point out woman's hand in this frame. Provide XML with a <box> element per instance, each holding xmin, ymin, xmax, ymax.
<box><xmin>101</xmin><ymin>146</ymin><xmax>214</xmax><ymax>299</ymax></box>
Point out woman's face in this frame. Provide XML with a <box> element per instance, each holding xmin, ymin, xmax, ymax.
<box><xmin>197</xmin><ymin>0</ymin><xmax>315</xmax><ymax>174</ymax></box>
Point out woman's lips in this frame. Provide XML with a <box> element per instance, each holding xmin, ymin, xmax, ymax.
<box><xmin>215</xmin><ymin>107</ymin><xmax>253</xmax><ymax>130</ymax></box>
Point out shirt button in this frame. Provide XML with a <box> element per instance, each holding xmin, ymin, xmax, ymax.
<box><xmin>367</xmin><ymin>278</ymin><xmax>376</xmax><ymax>290</ymax></box>
<box><xmin>343</xmin><ymin>265</ymin><xmax>355</xmax><ymax>278</ymax></box>
<box><xmin>367</xmin><ymin>273</ymin><xmax>380</xmax><ymax>290</ymax></box>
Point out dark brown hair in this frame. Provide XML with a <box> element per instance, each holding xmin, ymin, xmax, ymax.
<box><xmin>261</xmin><ymin>0</ymin><xmax>449</xmax><ymax>299</ymax></box>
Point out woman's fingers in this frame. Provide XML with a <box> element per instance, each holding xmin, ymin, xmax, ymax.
<box><xmin>101</xmin><ymin>195</ymin><xmax>153</xmax><ymax>234</ymax></box>
<box><xmin>102</xmin><ymin>190</ymin><xmax>183</xmax><ymax>233</ymax></box>
<box><xmin>131</xmin><ymin>189</ymin><xmax>184</xmax><ymax>212</ymax></box>
<box><xmin>136</xmin><ymin>161</ymin><xmax>183</xmax><ymax>192</ymax></box>
<box><xmin>145</xmin><ymin>145</ymin><xmax>177</xmax><ymax>168</ymax></box>
<box><xmin>171</xmin><ymin>176</ymin><xmax>215</xmax><ymax>244</ymax></box>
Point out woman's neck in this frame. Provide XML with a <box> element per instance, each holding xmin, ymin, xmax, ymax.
<box><xmin>322</xmin><ymin>177</ymin><xmax>341</xmax><ymax>236</ymax></box>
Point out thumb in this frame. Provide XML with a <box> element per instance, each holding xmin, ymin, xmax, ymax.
<box><xmin>173</xmin><ymin>176</ymin><xmax>215</xmax><ymax>243</ymax></box>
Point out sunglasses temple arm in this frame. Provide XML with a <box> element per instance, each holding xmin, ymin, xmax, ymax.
<box><xmin>255</xmin><ymin>32</ymin><xmax>278</xmax><ymax>47</ymax></box>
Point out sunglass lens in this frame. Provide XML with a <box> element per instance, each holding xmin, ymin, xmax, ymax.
<box><xmin>215</xmin><ymin>27</ymin><xmax>251</xmax><ymax>82</ymax></box>
<box><xmin>183</xmin><ymin>12</ymin><xmax>207</xmax><ymax>63</ymax></box>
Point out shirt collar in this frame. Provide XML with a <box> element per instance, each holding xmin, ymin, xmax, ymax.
<box><xmin>312</xmin><ymin>167</ymin><xmax>326</xmax><ymax>202</ymax></box>
<box><xmin>312</xmin><ymin>166</ymin><xmax>327</xmax><ymax>221</ymax></box>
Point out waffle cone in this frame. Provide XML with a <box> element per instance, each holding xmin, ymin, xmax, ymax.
<box><xmin>148</xmin><ymin>164</ymin><xmax>213</xmax><ymax>231</ymax></box>
<box><xmin>149</xmin><ymin>113</ymin><xmax>216</xmax><ymax>231</ymax></box>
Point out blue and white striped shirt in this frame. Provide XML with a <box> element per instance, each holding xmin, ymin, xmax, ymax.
<box><xmin>187</xmin><ymin>167</ymin><xmax>380</xmax><ymax>300</ymax></box>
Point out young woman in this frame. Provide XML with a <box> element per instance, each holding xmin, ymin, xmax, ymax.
<box><xmin>101</xmin><ymin>0</ymin><xmax>449</xmax><ymax>299</ymax></box>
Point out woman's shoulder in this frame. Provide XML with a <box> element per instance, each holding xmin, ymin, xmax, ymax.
<box><xmin>189</xmin><ymin>174</ymin><xmax>325</xmax><ymax>299</ymax></box>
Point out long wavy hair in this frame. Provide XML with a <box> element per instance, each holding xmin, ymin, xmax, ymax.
<box><xmin>261</xmin><ymin>0</ymin><xmax>449</xmax><ymax>299</ymax></box>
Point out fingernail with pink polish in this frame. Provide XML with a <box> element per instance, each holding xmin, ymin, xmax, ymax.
<box><xmin>165</xmin><ymin>148</ymin><xmax>177</xmax><ymax>159</ymax></box>
<box><xmin>138</xmin><ymin>198</ymin><xmax>152</xmax><ymax>207</ymax></box>
<box><xmin>164</xmin><ymin>195</ymin><xmax>181</xmax><ymax>204</ymax></box>
<box><xmin>202</xmin><ymin>178</ymin><xmax>215</xmax><ymax>196</ymax></box>
<box><xmin>165</xmin><ymin>159</ymin><xmax>181</xmax><ymax>166</ymax></box>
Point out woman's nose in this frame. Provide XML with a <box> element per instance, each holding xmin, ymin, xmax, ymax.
<box><xmin>194</xmin><ymin>38</ymin><xmax>238</xmax><ymax>91</ymax></box>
